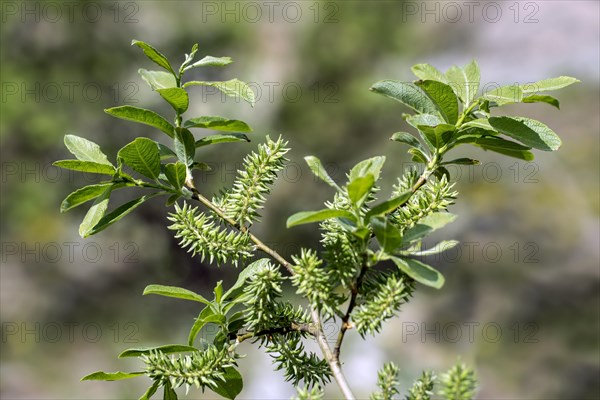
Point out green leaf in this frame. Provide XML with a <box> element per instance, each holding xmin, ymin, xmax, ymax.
<box><xmin>53</xmin><ymin>160</ymin><xmax>116</xmax><ymax>175</ymax></box>
<box><xmin>79</xmin><ymin>186</ymin><xmax>111</xmax><ymax>238</ymax></box>
<box><xmin>63</xmin><ymin>135</ymin><xmax>113</xmax><ymax>166</ymax></box>
<box><xmin>444</xmin><ymin>60</ymin><xmax>480</xmax><ymax>106</ymax></box>
<box><xmin>82</xmin><ymin>371</ymin><xmax>144</xmax><ymax>381</ymax></box>
<box><xmin>433</xmin><ymin>166</ymin><xmax>451</xmax><ymax>182</ymax></box>
<box><xmin>213</xmin><ymin>281</ymin><xmax>223</xmax><ymax>303</ymax></box>
<box><xmin>370</xmin><ymin>80</ymin><xmax>439</xmax><ymax>115</ymax></box>
<box><xmin>195</xmin><ymin>133</ymin><xmax>250</xmax><ymax>147</ymax></box>
<box><xmin>371</xmin><ymin>216</ymin><xmax>403</xmax><ymax>253</ymax></box>
<box><xmin>131</xmin><ymin>39</ymin><xmax>175</xmax><ymax>74</ymax></box>
<box><xmin>143</xmin><ymin>284</ymin><xmax>211</xmax><ymax>305</ymax></box>
<box><xmin>87</xmin><ymin>195</ymin><xmax>156</xmax><ymax>236</ymax></box>
<box><xmin>488</xmin><ymin>116</ymin><xmax>561</xmax><ymax>151</ymax></box>
<box><xmin>60</xmin><ymin>183</ymin><xmax>115</xmax><ymax>212</ymax></box>
<box><xmin>286</xmin><ymin>209</ymin><xmax>355</xmax><ymax>228</ymax></box>
<box><xmin>347</xmin><ymin>174</ymin><xmax>375</xmax><ymax>204</ymax></box>
<box><xmin>483</xmin><ymin>85</ymin><xmax>523</xmax><ymax>105</ymax></box>
<box><xmin>365</xmin><ymin>190</ymin><xmax>412</xmax><ymax>220</ymax></box>
<box><xmin>164</xmin><ymin>162</ymin><xmax>186</xmax><ymax>189</ymax></box>
<box><xmin>138</xmin><ymin>69</ymin><xmax>177</xmax><ymax>90</ymax></box>
<box><xmin>184</xmin><ymin>116</ymin><xmax>252</xmax><ymax>132</ymax></box>
<box><xmin>390</xmin><ymin>132</ymin><xmax>427</xmax><ymax>153</ymax></box>
<box><xmin>441</xmin><ymin>158</ymin><xmax>480</xmax><ymax>166</ymax></box>
<box><xmin>211</xmin><ymin>367</ymin><xmax>243</xmax><ymax>400</ymax></box>
<box><xmin>304</xmin><ymin>155</ymin><xmax>341</xmax><ymax>190</ymax></box>
<box><xmin>460</xmin><ymin>118</ymin><xmax>495</xmax><ymax>132</ymax></box>
<box><xmin>417</xmin><ymin>124</ymin><xmax>456</xmax><ymax>149</ymax></box>
<box><xmin>174</xmin><ymin>128</ymin><xmax>196</xmax><ymax>167</ymax></box>
<box><xmin>392</xmin><ymin>257</ymin><xmax>445</xmax><ymax>289</ymax></box>
<box><xmin>139</xmin><ymin>380</ymin><xmax>160</xmax><ymax>400</ymax></box>
<box><xmin>408</xmin><ymin>148</ymin><xmax>429</xmax><ymax>164</ymax></box>
<box><xmin>118</xmin><ymin>138</ymin><xmax>161</xmax><ymax>179</ymax></box>
<box><xmin>522</xmin><ymin>94</ymin><xmax>560</xmax><ymax>109</ymax></box>
<box><xmin>119</xmin><ymin>344</ymin><xmax>200</xmax><ymax>358</ymax></box>
<box><xmin>184</xmin><ymin>79</ymin><xmax>255</xmax><ymax>106</ymax></box>
<box><xmin>403</xmin><ymin>212</ymin><xmax>457</xmax><ymax>243</ymax></box>
<box><xmin>474</xmin><ymin>136</ymin><xmax>535</xmax><ymax>161</ymax></box>
<box><xmin>158</xmin><ymin>143</ymin><xmax>177</xmax><ymax>160</ymax></box>
<box><xmin>415</xmin><ymin>80</ymin><xmax>459</xmax><ymax>124</ymax></box>
<box><xmin>521</xmin><ymin>76</ymin><xmax>579</xmax><ymax>94</ymax></box>
<box><xmin>224</xmin><ymin>258</ymin><xmax>271</xmax><ymax>301</ymax></box>
<box><xmin>410</xmin><ymin>240</ymin><xmax>459</xmax><ymax>256</ymax></box>
<box><xmin>411</xmin><ymin>63</ymin><xmax>446</xmax><ymax>82</ymax></box>
<box><xmin>165</xmin><ymin>194</ymin><xmax>179</xmax><ymax>207</ymax></box>
<box><xmin>405</xmin><ymin>113</ymin><xmax>443</xmax><ymax>130</ymax></box>
<box><xmin>163</xmin><ymin>380</ymin><xmax>178</xmax><ymax>400</ymax></box>
<box><xmin>191</xmin><ymin>162</ymin><xmax>211</xmax><ymax>171</ymax></box>
<box><xmin>105</xmin><ymin>106</ymin><xmax>175</xmax><ymax>138</ymax></box>
<box><xmin>189</xmin><ymin>55</ymin><xmax>233</xmax><ymax>68</ymax></box>
<box><xmin>156</xmin><ymin>88</ymin><xmax>189</xmax><ymax>114</ymax></box>
<box><xmin>349</xmin><ymin>156</ymin><xmax>386</xmax><ymax>182</ymax></box>
<box><xmin>188</xmin><ymin>306</ymin><xmax>216</xmax><ymax>346</ymax></box>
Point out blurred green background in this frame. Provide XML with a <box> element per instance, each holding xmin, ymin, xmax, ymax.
<box><xmin>1</xmin><ymin>1</ymin><xmax>598</xmax><ymax>398</ymax></box>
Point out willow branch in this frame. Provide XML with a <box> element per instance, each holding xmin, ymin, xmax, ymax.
<box><xmin>188</xmin><ymin>186</ymin><xmax>356</xmax><ymax>400</ymax></box>
<box><xmin>334</xmin><ymin>260</ymin><xmax>368</xmax><ymax>359</ymax></box>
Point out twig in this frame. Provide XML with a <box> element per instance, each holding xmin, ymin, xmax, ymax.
<box><xmin>334</xmin><ymin>261</ymin><xmax>368</xmax><ymax>359</ymax></box>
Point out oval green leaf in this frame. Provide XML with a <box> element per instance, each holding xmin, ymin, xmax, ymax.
<box><xmin>392</xmin><ymin>256</ymin><xmax>445</xmax><ymax>289</ymax></box>
<box><xmin>184</xmin><ymin>79</ymin><xmax>256</xmax><ymax>106</ymax></box>
<box><xmin>119</xmin><ymin>344</ymin><xmax>201</xmax><ymax>358</ymax></box>
<box><xmin>474</xmin><ymin>136</ymin><xmax>535</xmax><ymax>161</ymax></box>
<box><xmin>156</xmin><ymin>87</ymin><xmax>189</xmax><ymax>114</ymax></box>
<box><xmin>79</xmin><ymin>186</ymin><xmax>112</xmax><ymax>238</ymax></box>
<box><xmin>347</xmin><ymin>174</ymin><xmax>375</xmax><ymax>204</ymax></box>
<box><xmin>81</xmin><ymin>371</ymin><xmax>144</xmax><ymax>381</ymax></box>
<box><xmin>53</xmin><ymin>160</ymin><xmax>115</xmax><ymax>175</ymax></box>
<box><xmin>304</xmin><ymin>155</ymin><xmax>341</xmax><ymax>191</ymax></box>
<box><xmin>64</xmin><ymin>135</ymin><xmax>113</xmax><ymax>166</ymax></box>
<box><xmin>211</xmin><ymin>367</ymin><xmax>243</xmax><ymax>400</ymax></box>
<box><xmin>105</xmin><ymin>106</ymin><xmax>175</xmax><ymax>138</ymax></box>
<box><xmin>131</xmin><ymin>40</ymin><xmax>175</xmax><ymax>74</ymax></box>
<box><xmin>365</xmin><ymin>190</ymin><xmax>412</xmax><ymax>220</ymax></box>
<box><xmin>415</xmin><ymin>80</ymin><xmax>459</xmax><ymax>124</ymax></box>
<box><xmin>138</xmin><ymin>69</ymin><xmax>177</xmax><ymax>90</ymax></box>
<box><xmin>87</xmin><ymin>194</ymin><xmax>157</xmax><ymax>236</ymax></box>
<box><xmin>184</xmin><ymin>116</ymin><xmax>252</xmax><ymax>132</ymax></box>
<box><xmin>189</xmin><ymin>55</ymin><xmax>233</xmax><ymax>68</ymax></box>
<box><xmin>164</xmin><ymin>162</ymin><xmax>186</xmax><ymax>190</ymax></box>
<box><xmin>195</xmin><ymin>133</ymin><xmax>250</xmax><ymax>148</ymax></box>
<box><xmin>286</xmin><ymin>209</ymin><xmax>355</xmax><ymax>228</ymax></box>
<box><xmin>371</xmin><ymin>216</ymin><xmax>403</xmax><ymax>253</ymax></box>
<box><xmin>118</xmin><ymin>138</ymin><xmax>161</xmax><ymax>179</ymax></box>
<box><xmin>489</xmin><ymin>116</ymin><xmax>561</xmax><ymax>151</ymax></box>
<box><xmin>369</xmin><ymin>80</ymin><xmax>439</xmax><ymax>115</ymax></box>
<box><xmin>143</xmin><ymin>284</ymin><xmax>211</xmax><ymax>304</ymax></box>
<box><xmin>60</xmin><ymin>183</ymin><xmax>114</xmax><ymax>213</ymax></box>
<box><xmin>483</xmin><ymin>85</ymin><xmax>523</xmax><ymax>105</ymax></box>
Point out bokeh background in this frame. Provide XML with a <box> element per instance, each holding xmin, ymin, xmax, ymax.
<box><xmin>1</xmin><ymin>1</ymin><xmax>599</xmax><ymax>399</ymax></box>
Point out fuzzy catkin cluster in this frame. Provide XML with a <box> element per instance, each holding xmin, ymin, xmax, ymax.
<box><xmin>391</xmin><ymin>169</ymin><xmax>457</xmax><ymax>230</ymax></box>
<box><xmin>220</xmin><ymin>136</ymin><xmax>289</xmax><ymax>227</ymax></box>
<box><xmin>142</xmin><ymin>347</ymin><xmax>235</xmax><ymax>391</ymax></box>
<box><xmin>167</xmin><ymin>202</ymin><xmax>254</xmax><ymax>266</ymax></box>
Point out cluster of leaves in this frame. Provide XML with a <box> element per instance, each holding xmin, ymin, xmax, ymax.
<box><xmin>54</xmin><ymin>39</ymin><xmax>255</xmax><ymax>238</ymax></box>
<box><xmin>58</xmin><ymin>42</ymin><xmax>577</xmax><ymax>400</ymax></box>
